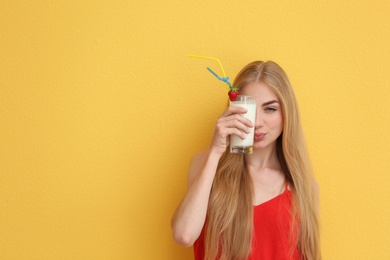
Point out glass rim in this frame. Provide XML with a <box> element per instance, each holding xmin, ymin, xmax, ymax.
<box><xmin>233</xmin><ymin>95</ymin><xmax>257</xmax><ymax>100</ymax></box>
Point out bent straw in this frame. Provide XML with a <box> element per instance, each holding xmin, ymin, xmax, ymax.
<box><xmin>188</xmin><ymin>55</ymin><xmax>227</xmax><ymax>77</ymax></box>
<box><xmin>206</xmin><ymin>67</ymin><xmax>232</xmax><ymax>88</ymax></box>
<box><xmin>188</xmin><ymin>55</ymin><xmax>232</xmax><ymax>89</ymax></box>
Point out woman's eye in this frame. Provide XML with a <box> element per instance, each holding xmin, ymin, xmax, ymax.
<box><xmin>265</xmin><ymin>107</ymin><xmax>277</xmax><ymax>112</ymax></box>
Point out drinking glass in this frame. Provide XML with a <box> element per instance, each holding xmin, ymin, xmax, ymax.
<box><xmin>229</xmin><ymin>95</ymin><xmax>257</xmax><ymax>154</ymax></box>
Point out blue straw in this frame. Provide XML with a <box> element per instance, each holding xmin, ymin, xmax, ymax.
<box><xmin>206</xmin><ymin>67</ymin><xmax>232</xmax><ymax>89</ymax></box>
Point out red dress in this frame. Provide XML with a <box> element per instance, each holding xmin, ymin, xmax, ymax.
<box><xmin>194</xmin><ymin>183</ymin><xmax>299</xmax><ymax>260</ymax></box>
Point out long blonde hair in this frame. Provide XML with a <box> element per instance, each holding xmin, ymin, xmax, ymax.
<box><xmin>204</xmin><ymin>61</ymin><xmax>321</xmax><ymax>260</ymax></box>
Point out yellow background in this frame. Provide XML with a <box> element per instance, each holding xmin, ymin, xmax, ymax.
<box><xmin>1</xmin><ymin>0</ymin><xmax>389</xmax><ymax>259</ymax></box>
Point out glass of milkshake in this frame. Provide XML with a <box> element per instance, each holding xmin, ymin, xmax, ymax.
<box><xmin>229</xmin><ymin>95</ymin><xmax>257</xmax><ymax>154</ymax></box>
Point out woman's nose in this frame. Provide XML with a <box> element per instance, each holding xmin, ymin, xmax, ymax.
<box><xmin>255</xmin><ymin>111</ymin><xmax>264</xmax><ymax>127</ymax></box>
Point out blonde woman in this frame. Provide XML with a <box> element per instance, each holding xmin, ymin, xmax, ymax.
<box><xmin>171</xmin><ymin>61</ymin><xmax>321</xmax><ymax>260</ymax></box>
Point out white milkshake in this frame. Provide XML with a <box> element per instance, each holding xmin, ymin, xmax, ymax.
<box><xmin>229</xmin><ymin>96</ymin><xmax>257</xmax><ymax>154</ymax></box>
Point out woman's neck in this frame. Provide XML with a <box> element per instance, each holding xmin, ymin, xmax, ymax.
<box><xmin>245</xmin><ymin>143</ymin><xmax>280</xmax><ymax>171</ymax></box>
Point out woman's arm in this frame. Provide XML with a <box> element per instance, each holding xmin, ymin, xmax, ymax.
<box><xmin>170</xmin><ymin>150</ymin><xmax>221</xmax><ymax>247</ymax></box>
<box><xmin>171</xmin><ymin>105</ymin><xmax>253</xmax><ymax>247</ymax></box>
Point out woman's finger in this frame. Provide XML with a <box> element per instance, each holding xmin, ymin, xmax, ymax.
<box><xmin>217</xmin><ymin>115</ymin><xmax>253</xmax><ymax>133</ymax></box>
<box><xmin>219</xmin><ymin>106</ymin><xmax>247</xmax><ymax>117</ymax></box>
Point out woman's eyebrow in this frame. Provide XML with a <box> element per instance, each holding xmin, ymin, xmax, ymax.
<box><xmin>262</xmin><ymin>100</ymin><xmax>280</xmax><ymax>106</ymax></box>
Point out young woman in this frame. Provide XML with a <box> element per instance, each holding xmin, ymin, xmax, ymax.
<box><xmin>171</xmin><ymin>61</ymin><xmax>321</xmax><ymax>260</ymax></box>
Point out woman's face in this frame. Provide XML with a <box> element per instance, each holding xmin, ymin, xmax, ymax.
<box><xmin>240</xmin><ymin>82</ymin><xmax>284</xmax><ymax>150</ymax></box>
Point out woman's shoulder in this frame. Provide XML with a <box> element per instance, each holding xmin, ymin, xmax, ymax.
<box><xmin>287</xmin><ymin>178</ymin><xmax>319</xmax><ymax>194</ymax></box>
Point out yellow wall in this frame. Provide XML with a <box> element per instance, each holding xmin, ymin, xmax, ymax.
<box><xmin>1</xmin><ymin>1</ymin><xmax>389</xmax><ymax>259</ymax></box>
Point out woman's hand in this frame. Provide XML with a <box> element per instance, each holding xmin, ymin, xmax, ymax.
<box><xmin>209</xmin><ymin>106</ymin><xmax>254</xmax><ymax>156</ymax></box>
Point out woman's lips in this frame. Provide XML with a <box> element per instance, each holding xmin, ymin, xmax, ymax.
<box><xmin>254</xmin><ymin>133</ymin><xmax>266</xmax><ymax>141</ymax></box>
